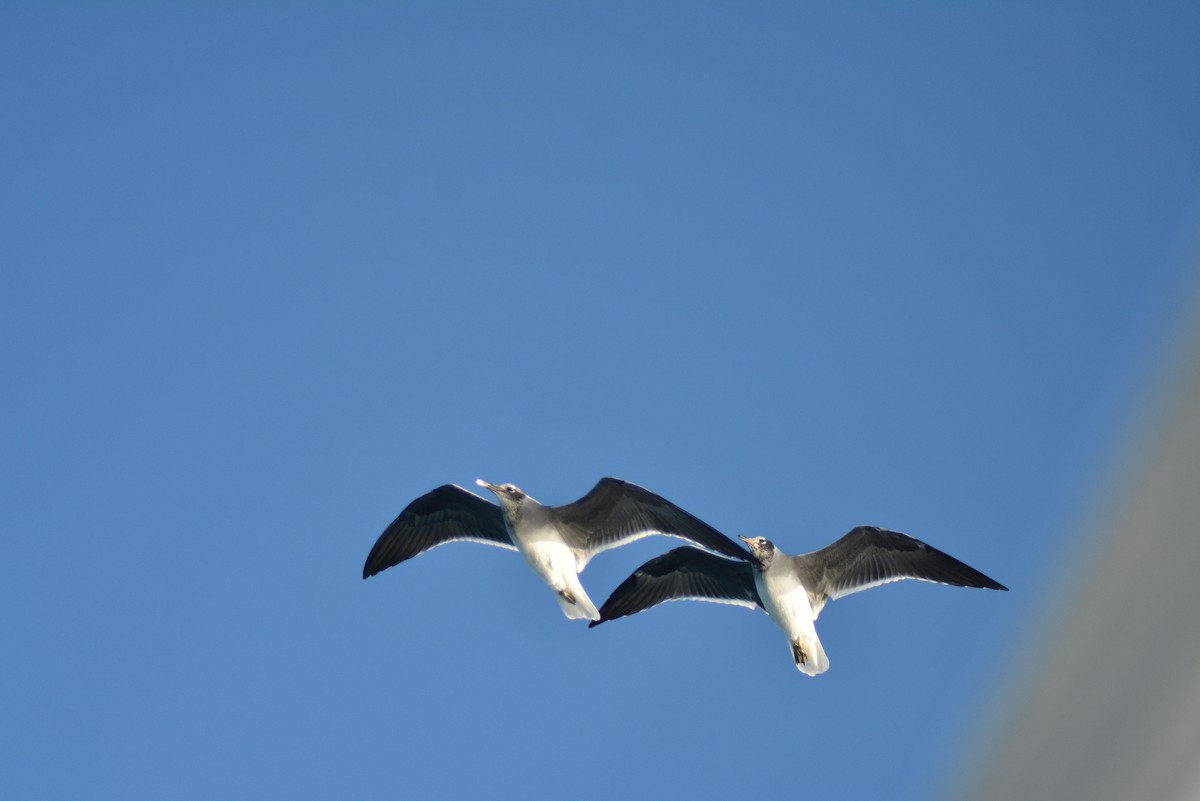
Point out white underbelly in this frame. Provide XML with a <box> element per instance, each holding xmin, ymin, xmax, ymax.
<box><xmin>756</xmin><ymin>571</ymin><xmax>816</xmax><ymax>639</ymax></box>
<box><xmin>754</xmin><ymin>566</ymin><xmax>829</xmax><ymax>675</ymax></box>
<box><xmin>507</xmin><ymin>519</ymin><xmax>579</xmax><ymax>586</ymax></box>
<box><xmin>509</xmin><ymin>523</ymin><xmax>598</xmax><ymax>620</ymax></box>
<box><xmin>517</xmin><ymin>537</ymin><xmax>579</xmax><ymax>584</ymax></box>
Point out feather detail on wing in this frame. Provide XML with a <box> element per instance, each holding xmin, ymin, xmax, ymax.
<box><xmin>590</xmin><ymin>546</ymin><xmax>761</xmax><ymax>627</ymax></box>
<box><xmin>791</xmin><ymin>525</ymin><xmax>1007</xmax><ymax>615</ymax></box>
<box><xmin>362</xmin><ymin>484</ymin><xmax>513</xmax><ymax>579</ymax></box>
<box><xmin>553</xmin><ymin>478</ymin><xmax>748</xmax><ymax>566</ymax></box>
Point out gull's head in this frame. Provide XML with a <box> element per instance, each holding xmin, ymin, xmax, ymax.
<box><xmin>476</xmin><ymin>479</ymin><xmax>527</xmax><ymax>508</ymax></box>
<box><xmin>739</xmin><ymin>535</ymin><xmax>776</xmax><ymax>568</ymax></box>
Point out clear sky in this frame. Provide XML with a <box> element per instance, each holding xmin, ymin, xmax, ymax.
<box><xmin>2</xmin><ymin>4</ymin><xmax>1197</xmax><ymax>800</ymax></box>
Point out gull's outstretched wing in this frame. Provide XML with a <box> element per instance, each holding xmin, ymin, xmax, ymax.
<box><xmin>553</xmin><ymin>478</ymin><xmax>748</xmax><ymax>567</ymax></box>
<box><xmin>362</xmin><ymin>484</ymin><xmax>513</xmax><ymax>579</ymax></box>
<box><xmin>791</xmin><ymin>525</ymin><xmax>1007</xmax><ymax>616</ymax></box>
<box><xmin>590</xmin><ymin>546</ymin><xmax>761</xmax><ymax>627</ymax></box>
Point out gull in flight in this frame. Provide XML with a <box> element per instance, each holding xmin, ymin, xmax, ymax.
<box><xmin>591</xmin><ymin>527</ymin><xmax>1007</xmax><ymax>674</ymax></box>
<box><xmin>363</xmin><ymin>478</ymin><xmax>749</xmax><ymax>621</ymax></box>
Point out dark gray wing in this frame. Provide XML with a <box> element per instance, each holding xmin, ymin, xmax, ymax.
<box><xmin>552</xmin><ymin>477</ymin><xmax>749</xmax><ymax>566</ymax></box>
<box><xmin>362</xmin><ymin>484</ymin><xmax>513</xmax><ymax>579</ymax></box>
<box><xmin>589</xmin><ymin>547</ymin><xmax>762</xmax><ymax>627</ymax></box>
<box><xmin>791</xmin><ymin>525</ymin><xmax>1008</xmax><ymax>615</ymax></box>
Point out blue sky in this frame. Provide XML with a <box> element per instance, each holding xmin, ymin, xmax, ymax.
<box><xmin>2</xmin><ymin>4</ymin><xmax>1198</xmax><ymax>800</ymax></box>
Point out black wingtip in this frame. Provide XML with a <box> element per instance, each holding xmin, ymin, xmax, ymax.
<box><xmin>973</xmin><ymin>572</ymin><xmax>1008</xmax><ymax>592</ymax></box>
<box><xmin>588</xmin><ymin>619</ymin><xmax>603</xmax><ymax>628</ymax></box>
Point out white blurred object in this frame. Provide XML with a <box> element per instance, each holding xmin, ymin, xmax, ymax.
<box><xmin>955</xmin><ymin>277</ymin><xmax>1200</xmax><ymax>801</ymax></box>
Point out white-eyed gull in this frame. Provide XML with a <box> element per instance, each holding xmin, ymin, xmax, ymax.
<box><xmin>590</xmin><ymin>527</ymin><xmax>1007</xmax><ymax>674</ymax></box>
<box><xmin>362</xmin><ymin>478</ymin><xmax>749</xmax><ymax>621</ymax></box>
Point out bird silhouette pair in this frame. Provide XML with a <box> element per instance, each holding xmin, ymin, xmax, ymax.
<box><xmin>362</xmin><ymin>477</ymin><xmax>1007</xmax><ymax>676</ymax></box>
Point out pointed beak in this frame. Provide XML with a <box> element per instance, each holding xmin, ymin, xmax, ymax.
<box><xmin>738</xmin><ymin>535</ymin><xmax>762</xmax><ymax>566</ymax></box>
<box><xmin>476</xmin><ymin>479</ymin><xmax>500</xmax><ymax>493</ymax></box>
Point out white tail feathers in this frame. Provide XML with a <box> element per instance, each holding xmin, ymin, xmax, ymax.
<box><xmin>555</xmin><ymin>587</ymin><xmax>600</xmax><ymax>621</ymax></box>
<box><xmin>792</xmin><ymin>633</ymin><xmax>830</xmax><ymax>676</ymax></box>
